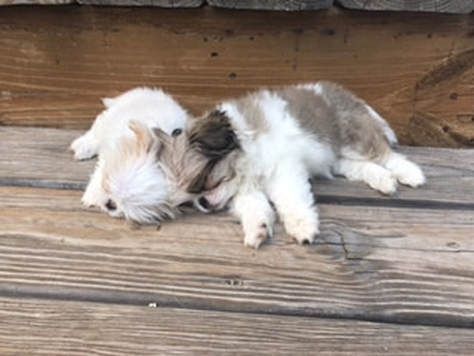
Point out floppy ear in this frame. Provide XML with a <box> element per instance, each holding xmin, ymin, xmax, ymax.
<box><xmin>101</xmin><ymin>97</ymin><xmax>116</xmax><ymax>108</ymax></box>
<box><xmin>186</xmin><ymin>160</ymin><xmax>218</xmax><ymax>194</ymax></box>
<box><xmin>189</xmin><ymin>110</ymin><xmax>240</xmax><ymax>160</ymax></box>
<box><xmin>128</xmin><ymin>120</ymin><xmax>161</xmax><ymax>155</ymax></box>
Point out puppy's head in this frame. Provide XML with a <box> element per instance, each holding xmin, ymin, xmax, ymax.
<box><xmin>97</xmin><ymin>109</ymin><xmax>241</xmax><ymax>224</ymax></box>
<box><xmin>182</xmin><ymin>109</ymin><xmax>241</xmax><ymax>212</ymax></box>
<box><xmin>99</xmin><ymin>121</ymin><xmax>186</xmax><ymax>224</ymax></box>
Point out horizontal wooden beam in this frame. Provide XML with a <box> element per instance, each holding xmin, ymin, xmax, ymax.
<box><xmin>0</xmin><ymin>6</ymin><xmax>472</xmax><ymax>146</ymax></box>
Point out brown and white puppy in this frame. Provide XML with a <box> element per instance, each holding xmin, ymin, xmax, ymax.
<box><xmin>156</xmin><ymin>81</ymin><xmax>425</xmax><ymax>248</ymax></box>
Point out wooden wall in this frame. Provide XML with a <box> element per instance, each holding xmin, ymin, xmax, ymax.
<box><xmin>0</xmin><ymin>5</ymin><xmax>473</xmax><ymax>147</ymax></box>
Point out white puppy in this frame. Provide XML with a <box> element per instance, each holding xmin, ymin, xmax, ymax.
<box><xmin>149</xmin><ymin>81</ymin><xmax>426</xmax><ymax>248</ymax></box>
<box><xmin>70</xmin><ymin>87</ymin><xmax>189</xmax><ymax>223</ymax></box>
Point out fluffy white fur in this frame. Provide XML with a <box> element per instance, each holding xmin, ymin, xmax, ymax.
<box><xmin>187</xmin><ymin>83</ymin><xmax>426</xmax><ymax>248</ymax></box>
<box><xmin>69</xmin><ymin>82</ymin><xmax>426</xmax><ymax>250</ymax></box>
<box><xmin>70</xmin><ymin>87</ymin><xmax>188</xmax><ymax>223</ymax></box>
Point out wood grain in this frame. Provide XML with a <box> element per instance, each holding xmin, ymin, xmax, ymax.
<box><xmin>0</xmin><ymin>6</ymin><xmax>472</xmax><ymax>146</ymax></box>
<box><xmin>0</xmin><ymin>0</ymin><xmax>73</xmax><ymax>4</ymax></box>
<box><xmin>207</xmin><ymin>0</ymin><xmax>333</xmax><ymax>10</ymax></box>
<box><xmin>77</xmin><ymin>0</ymin><xmax>204</xmax><ymax>6</ymax></box>
<box><xmin>337</xmin><ymin>0</ymin><xmax>473</xmax><ymax>13</ymax></box>
<box><xmin>1</xmin><ymin>127</ymin><xmax>473</xmax><ymax>205</ymax></box>
<box><xmin>1</xmin><ymin>186</ymin><xmax>473</xmax><ymax>327</ymax></box>
<box><xmin>1</xmin><ymin>297</ymin><xmax>473</xmax><ymax>355</ymax></box>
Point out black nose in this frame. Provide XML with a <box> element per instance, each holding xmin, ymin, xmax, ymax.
<box><xmin>172</xmin><ymin>128</ymin><xmax>182</xmax><ymax>137</ymax></box>
<box><xmin>105</xmin><ymin>199</ymin><xmax>117</xmax><ymax>211</ymax></box>
<box><xmin>198</xmin><ymin>196</ymin><xmax>210</xmax><ymax>210</ymax></box>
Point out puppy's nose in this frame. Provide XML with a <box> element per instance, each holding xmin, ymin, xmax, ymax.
<box><xmin>105</xmin><ymin>199</ymin><xmax>117</xmax><ymax>211</ymax></box>
<box><xmin>198</xmin><ymin>196</ymin><xmax>211</xmax><ymax>210</ymax></box>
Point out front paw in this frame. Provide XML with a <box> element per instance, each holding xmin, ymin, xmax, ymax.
<box><xmin>284</xmin><ymin>209</ymin><xmax>320</xmax><ymax>245</ymax></box>
<box><xmin>244</xmin><ymin>222</ymin><xmax>273</xmax><ymax>249</ymax></box>
<box><xmin>81</xmin><ymin>186</ymin><xmax>106</xmax><ymax>208</ymax></box>
<box><xmin>70</xmin><ymin>134</ymin><xmax>99</xmax><ymax>161</ymax></box>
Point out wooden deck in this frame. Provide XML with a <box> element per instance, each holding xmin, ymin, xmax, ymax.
<box><xmin>0</xmin><ymin>126</ymin><xmax>473</xmax><ymax>354</ymax></box>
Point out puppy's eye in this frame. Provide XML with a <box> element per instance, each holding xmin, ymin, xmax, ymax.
<box><xmin>172</xmin><ymin>128</ymin><xmax>182</xmax><ymax>137</ymax></box>
<box><xmin>105</xmin><ymin>199</ymin><xmax>117</xmax><ymax>211</ymax></box>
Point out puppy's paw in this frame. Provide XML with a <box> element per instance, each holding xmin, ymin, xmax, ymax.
<box><xmin>243</xmin><ymin>222</ymin><xmax>273</xmax><ymax>249</ymax></box>
<box><xmin>396</xmin><ymin>163</ymin><xmax>426</xmax><ymax>188</ymax></box>
<box><xmin>384</xmin><ymin>153</ymin><xmax>426</xmax><ymax>189</ymax></box>
<box><xmin>368</xmin><ymin>171</ymin><xmax>397</xmax><ymax>195</ymax></box>
<box><xmin>81</xmin><ymin>186</ymin><xmax>106</xmax><ymax>208</ymax></box>
<box><xmin>284</xmin><ymin>210</ymin><xmax>319</xmax><ymax>245</ymax></box>
<box><xmin>70</xmin><ymin>133</ymin><xmax>99</xmax><ymax>161</ymax></box>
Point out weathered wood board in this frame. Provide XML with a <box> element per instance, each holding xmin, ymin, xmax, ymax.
<box><xmin>0</xmin><ymin>124</ymin><xmax>473</xmax><ymax>352</ymax></box>
<box><xmin>1</xmin><ymin>127</ymin><xmax>473</xmax><ymax>205</ymax></box>
<box><xmin>0</xmin><ymin>6</ymin><xmax>473</xmax><ymax>147</ymax></box>
<box><xmin>1</xmin><ymin>186</ymin><xmax>473</xmax><ymax>327</ymax></box>
<box><xmin>337</xmin><ymin>0</ymin><xmax>474</xmax><ymax>13</ymax></box>
<box><xmin>77</xmin><ymin>0</ymin><xmax>204</xmax><ymax>6</ymax></box>
<box><xmin>0</xmin><ymin>0</ymin><xmax>204</xmax><ymax>5</ymax></box>
<box><xmin>1</xmin><ymin>297</ymin><xmax>473</xmax><ymax>355</ymax></box>
<box><xmin>207</xmin><ymin>0</ymin><xmax>333</xmax><ymax>11</ymax></box>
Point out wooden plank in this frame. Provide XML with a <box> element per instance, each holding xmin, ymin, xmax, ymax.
<box><xmin>1</xmin><ymin>298</ymin><xmax>473</xmax><ymax>355</ymax></box>
<box><xmin>337</xmin><ymin>0</ymin><xmax>473</xmax><ymax>13</ymax></box>
<box><xmin>77</xmin><ymin>0</ymin><xmax>204</xmax><ymax>6</ymax></box>
<box><xmin>207</xmin><ymin>0</ymin><xmax>333</xmax><ymax>11</ymax></box>
<box><xmin>1</xmin><ymin>186</ymin><xmax>473</xmax><ymax>327</ymax></box>
<box><xmin>0</xmin><ymin>127</ymin><xmax>93</xmax><ymax>190</ymax></box>
<box><xmin>0</xmin><ymin>6</ymin><xmax>473</xmax><ymax>146</ymax></box>
<box><xmin>1</xmin><ymin>127</ymin><xmax>473</xmax><ymax>205</ymax></box>
<box><xmin>0</xmin><ymin>0</ymin><xmax>73</xmax><ymax>4</ymax></box>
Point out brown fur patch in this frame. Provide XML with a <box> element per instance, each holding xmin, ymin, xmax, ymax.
<box><xmin>232</xmin><ymin>95</ymin><xmax>269</xmax><ymax>134</ymax></box>
<box><xmin>277</xmin><ymin>87</ymin><xmax>340</xmax><ymax>148</ymax></box>
<box><xmin>317</xmin><ymin>81</ymin><xmax>391</xmax><ymax>160</ymax></box>
<box><xmin>189</xmin><ymin>110</ymin><xmax>240</xmax><ymax>159</ymax></box>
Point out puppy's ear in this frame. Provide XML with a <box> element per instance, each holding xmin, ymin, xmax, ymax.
<box><xmin>190</xmin><ymin>110</ymin><xmax>239</xmax><ymax>160</ymax></box>
<box><xmin>187</xmin><ymin>160</ymin><xmax>218</xmax><ymax>194</ymax></box>
<box><xmin>101</xmin><ymin>97</ymin><xmax>116</xmax><ymax>108</ymax></box>
<box><xmin>128</xmin><ymin>120</ymin><xmax>161</xmax><ymax>155</ymax></box>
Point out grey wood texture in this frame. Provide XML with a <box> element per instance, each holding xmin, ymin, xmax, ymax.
<box><xmin>337</xmin><ymin>0</ymin><xmax>473</xmax><ymax>13</ymax></box>
<box><xmin>1</xmin><ymin>297</ymin><xmax>473</xmax><ymax>355</ymax></box>
<box><xmin>207</xmin><ymin>0</ymin><xmax>333</xmax><ymax>10</ymax></box>
<box><xmin>1</xmin><ymin>127</ymin><xmax>473</xmax><ymax>206</ymax></box>
<box><xmin>0</xmin><ymin>0</ymin><xmax>204</xmax><ymax>5</ymax></box>
<box><xmin>77</xmin><ymin>0</ymin><xmax>204</xmax><ymax>6</ymax></box>
<box><xmin>1</xmin><ymin>186</ymin><xmax>473</xmax><ymax>327</ymax></box>
<box><xmin>1</xmin><ymin>125</ymin><xmax>473</xmax><ymax>353</ymax></box>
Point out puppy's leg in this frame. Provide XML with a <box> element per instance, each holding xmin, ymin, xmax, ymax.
<box><xmin>82</xmin><ymin>158</ymin><xmax>108</xmax><ymax>208</ymax></box>
<box><xmin>334</xmin><ymin>158</ymin><xmax>397</xmax><ymax>195</ymax></box>
<box><xmin>267</xmin><ymin>161</ymin><xmax>319</xmax><ymax>245</ymax></box>
<box><xmin>232</xmin><ymin>190</ymin><xmax>275</xmax><ymax>249</ymax></box>
<box><xmin>70</xmin><ymin>130</ymin><xmax>100</xmax><ymax>161</ymax></box>
<box><xmin>70</xmin><ymin>112</ymin><xmax>106</xmax><ymax>160</ymax></box>
<box><xmin>382</xmin><ymin>152</ymin><xmax>426</xmax><ymax>188</ymax></box>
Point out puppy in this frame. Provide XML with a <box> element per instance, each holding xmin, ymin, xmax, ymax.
<box><xmin>70</xmin><ymin>87</ymin><xmax>189</xmax><ymax>224</ymax></box>
<box><xmin>154</xmin><ymin>81</ymin><xmax>425</xmax><ymax>248</ymax></box>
